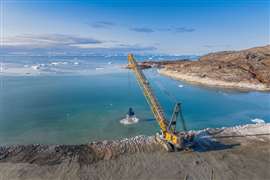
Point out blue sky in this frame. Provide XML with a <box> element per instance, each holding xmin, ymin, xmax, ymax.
<box><xmin>1</xmin><ymin>0</ymin><xmax>269</xmax><ymax>55</ymax></box>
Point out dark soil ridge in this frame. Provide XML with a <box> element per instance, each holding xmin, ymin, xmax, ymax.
<box><xmin>1</xmin><ymin>123</ymin><xmax>269</xmax><ymax>167</ymax></box>
<box><xmin>0</xmin><ymin>124</ymin><xmax>269</xmax><ymax>180</ymax></box>
<box><xmin>0</xmin><ymin>136</ymin><xmax>162</xmax><ymax>166</ymax></box>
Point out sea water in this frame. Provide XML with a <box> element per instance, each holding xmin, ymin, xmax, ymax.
<box><xmin>0</xmin><ymin>55</ymin><xmax>269</xmax><ymax>145</ymax></box>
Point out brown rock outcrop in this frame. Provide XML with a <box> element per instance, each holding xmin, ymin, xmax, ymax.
<box><xmin>152</xmin><ymin>45</ymin><xmax>270</xmax><ymax>91</ymax></box>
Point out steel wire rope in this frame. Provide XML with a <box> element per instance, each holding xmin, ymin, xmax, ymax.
<box><xmin>147</xmin><ymin>69</ymin><xmax>188</xmax><ymax>130</ymax></box>
<box><xmin>147</xmin><ymin>68</ymin><xmax>178</xmax><ymax>104</ymax></box>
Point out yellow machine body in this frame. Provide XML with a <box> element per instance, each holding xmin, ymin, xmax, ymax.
<box><xmin>127</xmin><ymin>54</ymin><xmax>188</xmax><ymax>148</ymax></box>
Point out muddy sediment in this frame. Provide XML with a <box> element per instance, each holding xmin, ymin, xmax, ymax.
<box><xmin>0</xmin><ymin>124</ymin><xmax>270</xmax><ymax>180</ymax></box>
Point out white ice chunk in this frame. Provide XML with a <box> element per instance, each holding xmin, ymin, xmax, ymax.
<box><xmin>178</xmin><ymin>84</ymin><xmax>184</xmax><ymax>88</ymax></box>
<box><xmin>251</xmin><ymin>118</ymin><xmax>265</xmax><ymax>124</ymax></box>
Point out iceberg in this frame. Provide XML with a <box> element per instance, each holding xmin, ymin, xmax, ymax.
<box><xmin>178</xmin><ymin>84</ymin><xmax>184</xmax><ymax>88</ymax></box>
<box><xmin>251</xmin><ymin>118</ymin><xmax>265</xmax><ymax>124</ymax></box>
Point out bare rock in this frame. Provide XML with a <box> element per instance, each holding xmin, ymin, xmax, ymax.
<box><xmin>146</xmin><ymin>45</ymin><xmax>270</xmax><ymax>91</ymax></box>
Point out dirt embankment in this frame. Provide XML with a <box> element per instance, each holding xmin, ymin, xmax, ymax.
<box><xmin>0</xmin><ymin>123</ymin><xmax>270</xmax><ymax>180</ymax></box>
<box><xmin>145</xmin><ymin>45</ymin><xmax>270</xmax><ymax>91</ymax></box>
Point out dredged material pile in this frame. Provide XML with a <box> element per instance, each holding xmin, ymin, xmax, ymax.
<box><xmin>0</xmin><ymin>135</ymin><xmax>162</xmax><ymax>166</ymax></box>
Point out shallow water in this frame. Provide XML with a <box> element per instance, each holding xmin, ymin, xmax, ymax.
<box><xmin>0</xmin><ymin>56</ymin><xmax>269</xmax><ymax>145</ymax></box>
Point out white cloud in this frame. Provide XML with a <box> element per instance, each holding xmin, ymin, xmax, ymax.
<box><xmin>3</xmin><ymin>34</ymin><xmax>102</xmax><ymax>48</ymax></box>
<box><xmin>1</xmin><ymin>34</ymin><xmax>157</xmax><ymax>55</ymax></box>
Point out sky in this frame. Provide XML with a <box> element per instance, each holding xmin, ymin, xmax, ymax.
<box><xmin>0</xmin><ymin>0</ymin><xmax>269</xmax><ymax>55</ymax></box>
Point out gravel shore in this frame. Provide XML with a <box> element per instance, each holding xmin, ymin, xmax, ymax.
<box><xmin>0</xmin><ymin>123</ymin><xmax>269</xmax><ymax>180</ymax></box>
<box><xmin>158</xmin><ymin>68</ymin><xmax>270</xmax><ymax>91</ymax></box>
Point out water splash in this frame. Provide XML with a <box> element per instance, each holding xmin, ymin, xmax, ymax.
<box><xmin>120</xmin><ymin>116</ymin><xmax>139</xmax><ymax>125</ymax></box>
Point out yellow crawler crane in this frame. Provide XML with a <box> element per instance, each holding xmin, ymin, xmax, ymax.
<box><xmin>127</xmin><ymin>54</ymin><xmax>194</xmax><ymax>151</ymax></box>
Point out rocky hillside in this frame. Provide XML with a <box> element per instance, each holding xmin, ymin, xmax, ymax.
<box><xmin>149</xmin><ymin>45</ymin><xmax>270</xmax><ymax>91</ymax></box>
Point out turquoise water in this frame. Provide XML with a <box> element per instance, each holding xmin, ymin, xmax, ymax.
<box><xmin>0</xmin><ymin>57</ymin><xmax>269</xmax><ymax>145</ymax></box>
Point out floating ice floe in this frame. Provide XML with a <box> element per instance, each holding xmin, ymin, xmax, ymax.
<box><xmin>31</xmin><ymin>65</ymin><xmax>40</xmax><ymax>70</ymax></box>
<box><xmin>120</xmin><ymin>116</ymin><xmax>139</xmax><ymax>125</ymax></box>
<box><xmin>51</xmin><ymin>62</ymin><xmax>60</xmax><ymax>66</ymax></box>
<box><xmin>178</xmin><ymin>84</ymin><xmax>184</xmax><ymax>88</ymax></box>
<box><xmin>108</xmin><ymin>61</ymin><xmax>112</xmax><ymax>65</ymax></box>
<box><xmin>74</xmin><ymin>62</ymin><xmax>79</xmax><ymax>65</ymax></box>
<box><xmin>251</xmin><ymin>118</ymin><xmax>265</xmax><ymax>124</ymax></box>
<box><xmin>0</xmin><ymin>63</ymin><xmax>3</xmax><ymax>73</ymax></box>
<box><xmin>218</xmin><ymin>91</ymin><xmax>228</xmax><ymax>95</ymax></box>
<box><xmin>51</xmin><ymin>61</ymin><xmax>68</xmax><ymax>66</ymax></box>
<box><xmin>95</xmin><ymin>67</ymin><xmax>105</xmax><ymax>70</ymax></box>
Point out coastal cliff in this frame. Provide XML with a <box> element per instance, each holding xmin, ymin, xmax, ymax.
<box><xmin>146</xmin><ymin>45</ymin><xmax>270</xmax><ymax>91</ymax></box>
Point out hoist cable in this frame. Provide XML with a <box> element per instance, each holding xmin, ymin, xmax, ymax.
<box><xmin>147</xmin><ymin>70</ymin><xmax>179</xmax><ymax>104</ymax></box>
<box><xmin>127</xmin><ymin>67</ymin><xmax>131</xmax><ymax>97</ymax></box>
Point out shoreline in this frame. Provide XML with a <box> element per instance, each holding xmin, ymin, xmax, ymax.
<box><xmin>1</xmin><ymin>123</ymin><xmax>267</xmax><ymax>147</ymax></box>
<box><xmin>158</xmin><ymin>68</ymin><xmax>270</xmax><ymax>91</ymax></box>
<box><xmin>0</xmin><ymin>123</ymin><xmax>269</xmax><ymax>179</ymax></box>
